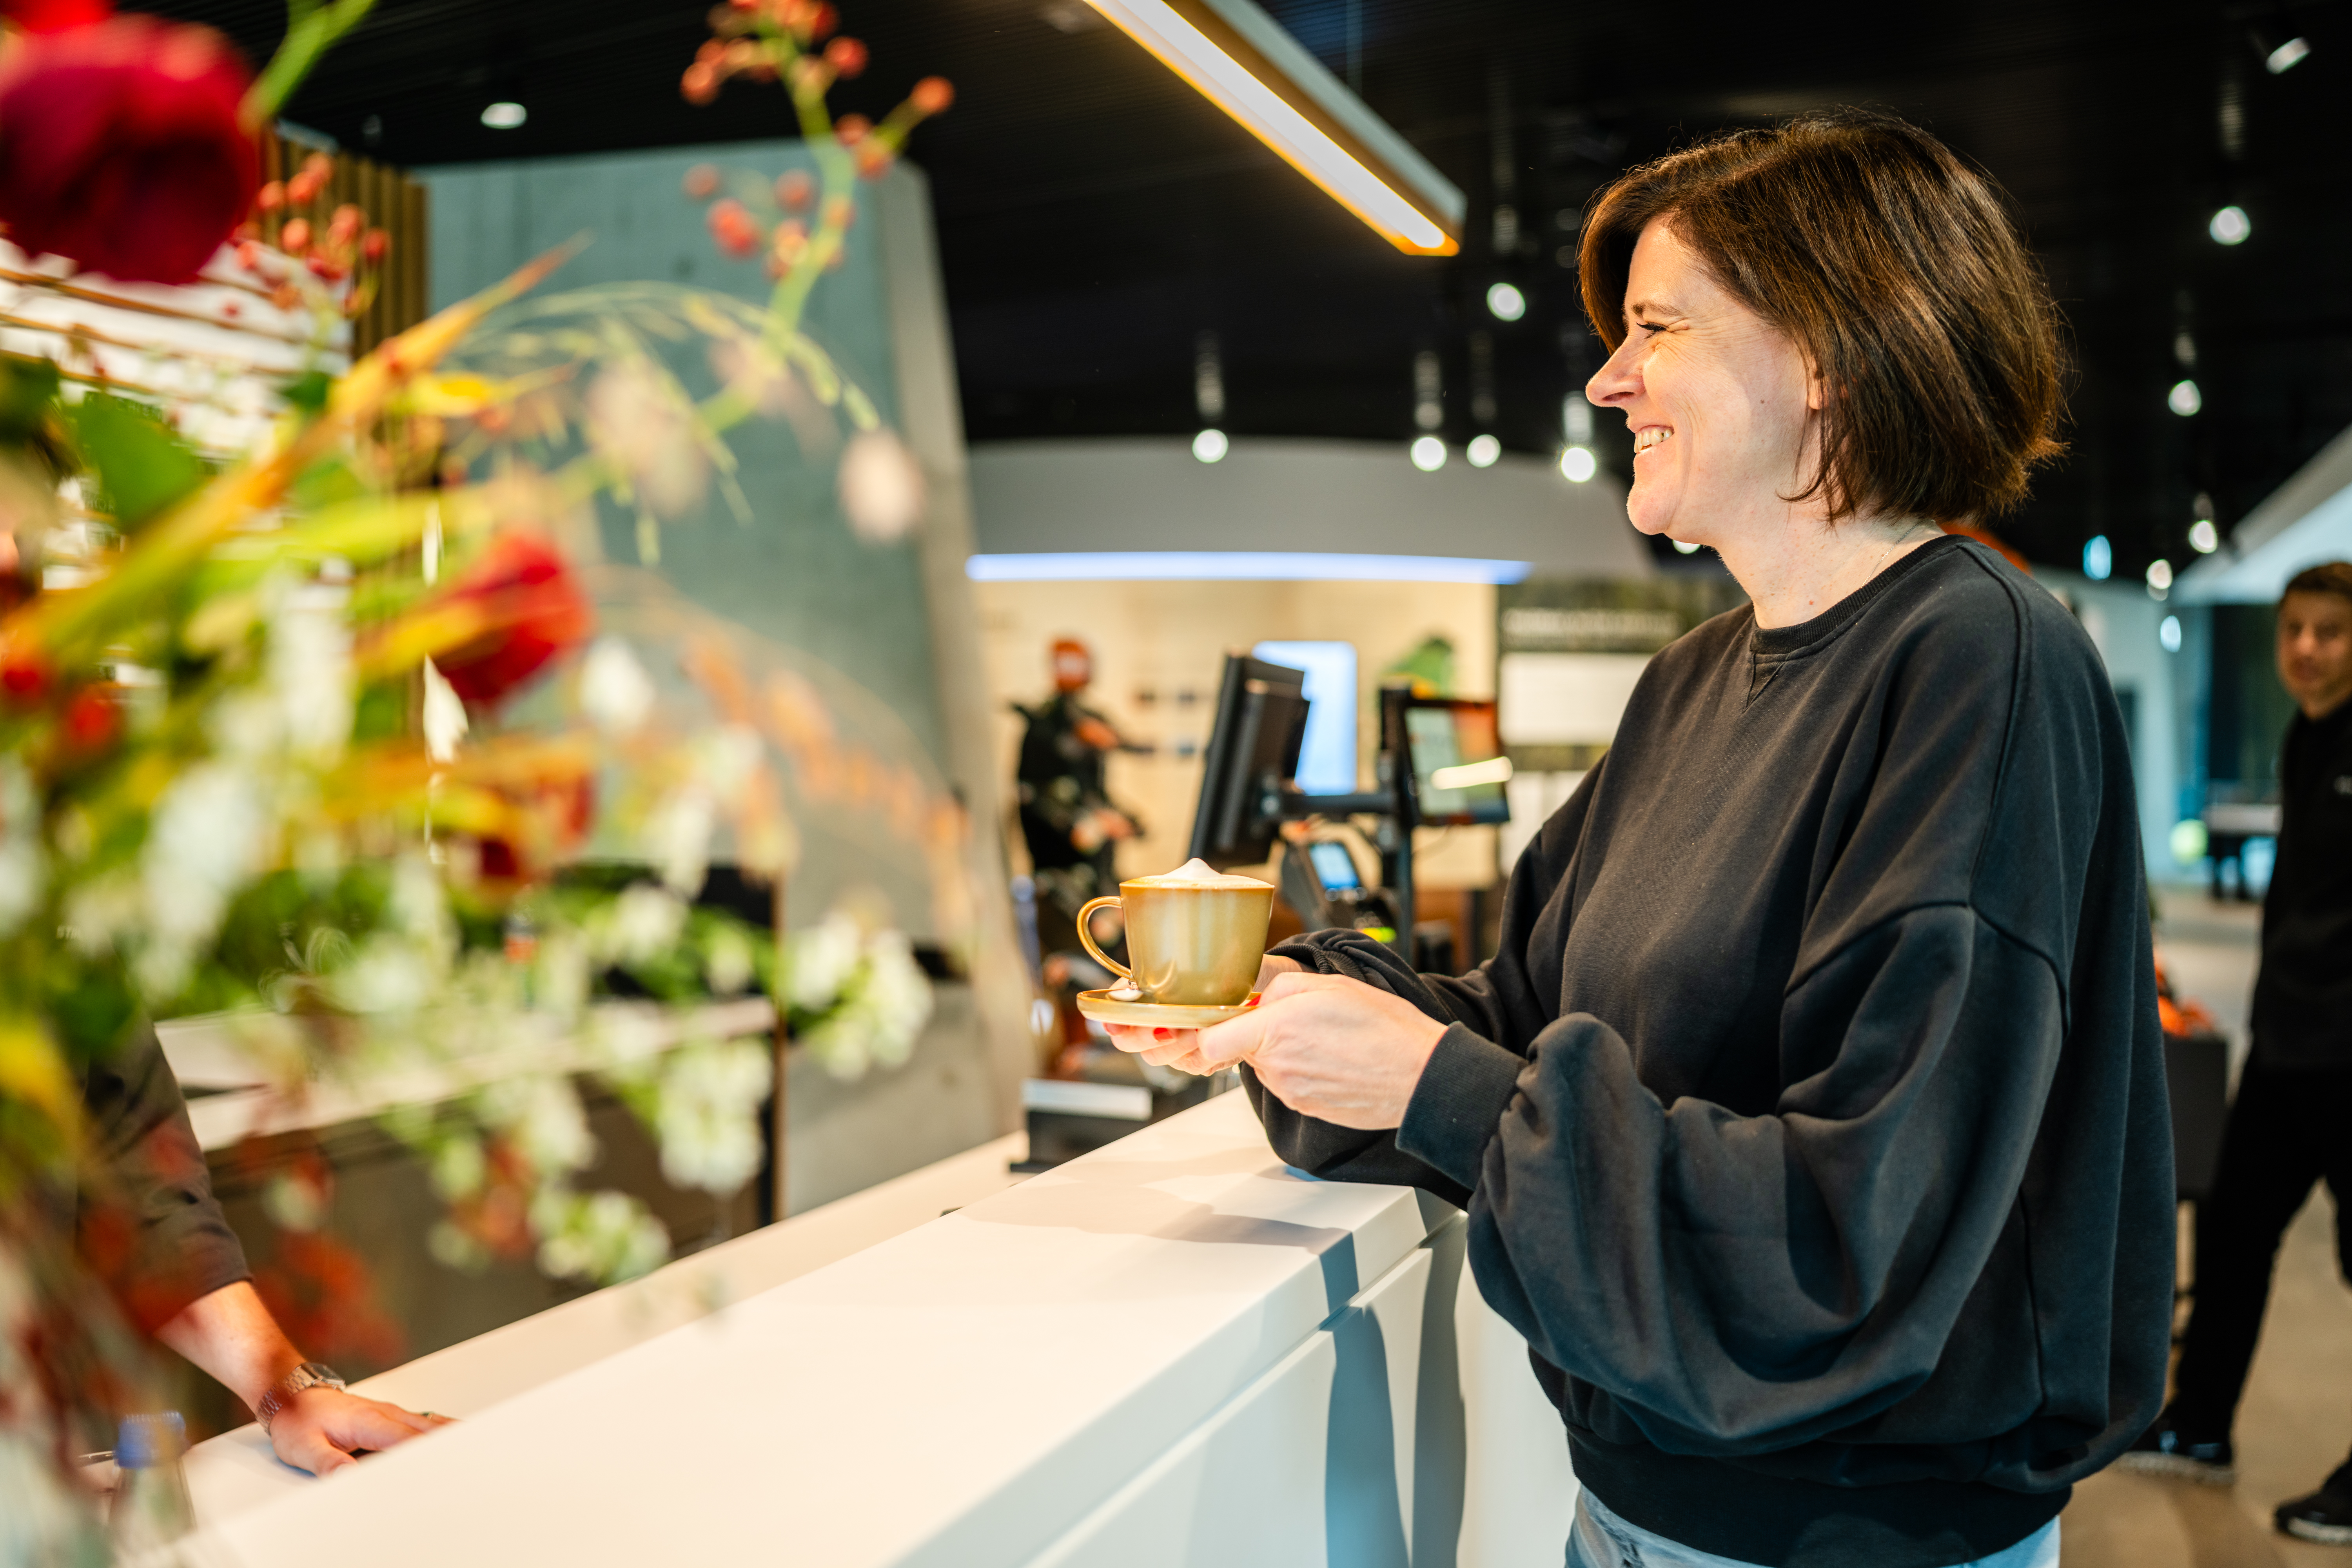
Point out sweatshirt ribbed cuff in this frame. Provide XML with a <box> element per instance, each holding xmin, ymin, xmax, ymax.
<box><xmin>1396</xmin><ymin>1024</ymin><xmax>1524</xmax><ymax>1192</ymax></box>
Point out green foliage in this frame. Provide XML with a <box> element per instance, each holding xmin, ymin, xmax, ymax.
<box><xmin>68</xmin><ymin>394</ymin><xmax>210</xmax><ymax>530</ymax></box>
<box><xmin>281</xmin><ymin>370</ymin><xmax>334</xmax><ymax>415</ymax></box>
<box><xmin>0</xmin><ymin>354</ymin><xmax>60</xmax><ymax>444</ymax></box>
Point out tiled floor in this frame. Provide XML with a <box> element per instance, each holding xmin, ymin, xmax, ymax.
<box><xmin>2061</xmin><ymin>893</ymin><xmax>2352</xmax><ymax>1567</ymax></box>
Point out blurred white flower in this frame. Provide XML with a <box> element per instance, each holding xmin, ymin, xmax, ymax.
<box><xmin>704</xmin><ymin>924</ymin><xmax>756</xmax><ymax>996</ymax></box>
<box><xmin>579</xmin><ymin>636</ymin><xmax>655</xmax><ymax>736</ymax></box>
<box><xmin>535</xmin><ymin>1188</ymin><xmax>668</xmax><ymax>1283</ymax></box>
<box><xmin>784</xmin><ymin>909</ymin><xmax>863</xmax><ymax>1012</ymax></box>
<box><xmin>654</xmin><ymin>1038</ymin><xmax>773</xmax><ymax>1193</ymax></box>
<box><xmin>421</xmin><ymin>658</ymin><xmax>468</xmax><ymax>762</ymax></box>
<box><xmin>838</xmin><ymin>428</ymin><xmax>924</xmax><ymax>542</ymax></box>
<box><xmin>608</xmin><ymin>884</ymin><xmax>687</xmax><ymax>965</ymax></box>
<box><xmin>588</xmin><ymin>1005</ymin><xmax>666</xmax><ymax>1069</ymax></box>
<box><xmin>480</xmin><ymin>1074</ymin><xmax>594</xmax><ymax>1176</ymax></box>
<box><xmin>331</xmin><ymin>936</ymin><xmax>434</xmax><ymax>1014</ymax></box>
<box><xmin>269</xmin><ymin>580</ymin><xmax>353</xmax><ymax>759</ymax></box>
<box><xmin>143</xmin><ymin>762</ymin><xmax>269</xmax><ymax>954</ymax></box>
<box><xmin>586</xmin><ymin>361</ymin><xmax>708</xmax><ymax>519</ymax></box>
<box><xmin>646</xmin><ymin>785</ymin><xmax>716</xmax><ymax>897</ymax></box>
<box><xmin>428</xmin><ymin>1135</ymin><xmax>487</xmax><ymax>1201</ymax></box>
<box><xmin>388</xmin><ymin>854</ymin><xmax>454</xmax><ymax>949</ymax></box>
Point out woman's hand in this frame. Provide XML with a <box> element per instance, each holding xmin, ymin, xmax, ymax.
<box><xmin>1105</xmin><ymin>960</ymin><xmax>1448</xmax><ymax>1130</ymax></box>
<box><xmin>1101</xmin><ymin>954</ymin><xmax>1302</xmax><ymax>1074</ymax></box>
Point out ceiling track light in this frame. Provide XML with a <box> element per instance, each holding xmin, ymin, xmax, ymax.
<box><xmin>1082</xmin><ymin>0</ymin><xmax>1463</xmax><ymax>254</ymax></box>
<box><xmin>2209</xmin><ymin>204</ymin><xmax>2251</xmax><ymax>245</ymax></box>
<box><xmin>481</xmin><ymin>100</ymin><xmax>526</xmax><ymax>130</ymax></box>
<box><xmin>2265</xmin><ymin>34</ymin><xmax>2312</xmax><ymax>73</ymax></box>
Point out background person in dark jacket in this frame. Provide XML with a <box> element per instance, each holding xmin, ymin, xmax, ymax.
<box><xmin>1109</xmin><ymin>112</ymin><xmax>2172</xmax><ymax>1568</ymax></box>
<box><xmin>81</xmin><ymin>1023</ymin><xmax>449</xmax><ymax>1475</ymax></box>
<box><xmin>2125</xmin><ymin>561</ymin><xmax>2352</xmax><ymax>1545</ymax></box>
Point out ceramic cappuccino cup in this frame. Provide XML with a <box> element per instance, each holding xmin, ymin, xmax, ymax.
<box><xmin>1076</xmin><ymin>858</ymin><xmax>1275</xmax><ymax>1007</ymax></box>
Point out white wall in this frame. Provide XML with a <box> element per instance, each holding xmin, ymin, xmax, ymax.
<box><xmin>969</xmin><ymin>437</ymin><xmax>1650</xmax><ymax>578</ymax></box>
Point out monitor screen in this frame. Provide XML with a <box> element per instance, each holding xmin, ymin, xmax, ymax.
<box><xmin>1402</xmin><ymin>700</ymin><xmax>1512</xmax><ymax>826</ymax></box>
<box><xmin>1185</xmin><ymin>653</ymin><xmax>1310</xmax><ymax>869</ymax></box>
<box><xmin>1251</xmin><ymin>640</ymin><xmax>1357</xmax><ymax>795</ymax></box>
<box><xmin>1307</xmin><ymin>840</ymin><xmax>1363</xmax><ymax>891</ymax></box>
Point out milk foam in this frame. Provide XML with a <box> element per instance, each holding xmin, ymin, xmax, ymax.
<box><xmin>1127</xmin><ymin>857</ymin><xmax>1271</xmax><ymax>890</ymax></box>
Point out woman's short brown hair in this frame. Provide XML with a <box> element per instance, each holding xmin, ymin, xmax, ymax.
<box><xmin>1579</xmin><ymin>109</ymin><xmax>2064</xmax><ymax>524</ymax></box>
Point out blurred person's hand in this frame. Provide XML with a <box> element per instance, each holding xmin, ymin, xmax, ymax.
<box><xmin>268</xmin><ymin>1386</ymin><xmax>452</xmax><ymax>1476</ymax></box>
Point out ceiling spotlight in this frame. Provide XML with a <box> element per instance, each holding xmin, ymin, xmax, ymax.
<box><xmin>481</xmin><ymin>101</ymin><xmax>527</xmax><ymax>130</ymax></box>
<box><xmin>1192</xmin><ymin>428</ymin><xmax>1228</xmax><ymax>463</ymax></box>
<box><xmin>1409</xmin><ymin>435</ymin><xmax>1447</xmax><ymax>472</ymax></box>
<box><xmin>2160</xmin><ymin>614</ymin><xmax>2184</xmax><ymax>652</ymax></box>
<box><xmin>1671</xmin><ymin>538</ymin><xmax>1702</xmax><ymax>555</ymax></box>
<box><xmin>2266</xmin><ymin>36</ymin><xmax>2311</xmax><ymax>73</ymax></box>
<box><xmin>1559</xmin><ymin>445</ymin><xmax>1596</xmax><ymax>483</ymax></box>
<box><xmin>1485</xmin><ymin>281</ymin><xmax>1526</xmax><ymax>322</ymax></box>
<box><xmin>2083</xmin><ymin>534</ymin><xmax>2112</xmax><ymax>581</ymax></box>
<box><xmin>2209</xmin><ymin>205</ymin><xmax>2251</xmax><ymax>245</ymax></box>
<box><xmin>2189</xmin><ymin>518</ymin><xmax>2220</xmax><ymax>554</ymax></box>
<box><xmin>2168</xmin><ymin>379</ymin><xmax>2203</xmax><ymax>417</ymax></box>
<box><xmin>1466</xmin><ymin>433</ymin><xmax>1501</xmax><ymax>468</ymax></box>
<box><xmin>2146</xmin><ymin>559</ymin><xmax>2174</xmax><ymax>598</ymax></box>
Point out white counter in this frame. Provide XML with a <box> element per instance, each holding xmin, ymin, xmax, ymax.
<box><xmin>180</xmin><ymin>1093</ymin><xmax>1576</xmax><ymax>1568</ymax></box>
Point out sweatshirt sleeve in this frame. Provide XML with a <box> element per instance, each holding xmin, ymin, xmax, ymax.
<box><xmin>80</xmin><ymin>1021</ymin><xmax>250</xmax><ymax>1332</ymax></box>
<box><xmin>1403</xmin><ymin>906</ymin><xmax>2065</xmax><ymax>1452</ymax></box>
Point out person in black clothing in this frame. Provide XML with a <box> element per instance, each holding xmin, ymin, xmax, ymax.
<box><xmin>1011</xmin><ymin>637</ymin><xmax>1140</xmax><ymax>963</ymax></box>
<box><xmin>1108</xmin><ymin>112</ymin><xmax>2172</xmax><ymax>1568</ymax></box>
<box><xmin>2125</xmin><ymin>561</ymin><xmax>2352</xmax><ymax>1545</ymax></box>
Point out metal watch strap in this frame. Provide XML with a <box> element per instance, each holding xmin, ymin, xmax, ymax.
<box><xmin>256</xmin><ymin>1362</ymin><xmax>345</xmax><ymax>1434</ymax></box>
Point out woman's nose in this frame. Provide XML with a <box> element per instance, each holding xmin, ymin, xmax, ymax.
<box><xmin>1587</xmin><ymin>338</ymin><xmax>1641</xmax><ymax>407</ymax></box>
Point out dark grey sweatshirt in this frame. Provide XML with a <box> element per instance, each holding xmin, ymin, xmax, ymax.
<box><xmin>1254</xmin><ymin>537</ymin><xmax>2174</xmax><ymax>1568</ymax></box>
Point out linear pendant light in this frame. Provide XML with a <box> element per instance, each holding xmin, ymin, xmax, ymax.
<box><xmin>1083</xmin><ymin>0</ymin><xmax>1464</xmax><ymax>255</ymax></box>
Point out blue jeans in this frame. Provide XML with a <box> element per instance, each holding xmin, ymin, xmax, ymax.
<box><xmin>1566</xmin><ymin>1488</ymin><xmax>2061</xmax><ymax>1568</ymax></box>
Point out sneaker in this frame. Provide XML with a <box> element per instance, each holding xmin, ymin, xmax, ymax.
<box><xmin>2116</xmin><ymin>1412</ymin><xmax>2236</xmax><ymax>1485</ymax></box>
<box><xmin>2277</xmin><ymin>1463</ymin><xmax>2352</xmax><ymax>1546</ymax></box>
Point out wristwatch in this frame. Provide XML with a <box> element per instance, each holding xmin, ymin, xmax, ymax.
<box><xmin>256</xmin><ymin>1362</ymin><xmax>346</xmax><ymax>1434</ymax></box>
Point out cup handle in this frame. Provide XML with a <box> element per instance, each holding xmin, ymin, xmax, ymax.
<box><xmin>1074</xmin><ymin>896</ymin><xmax>1133</xmax><ymax>984</ymax></box>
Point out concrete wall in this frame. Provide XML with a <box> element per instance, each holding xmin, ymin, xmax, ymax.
<box><xmin>421</xmin><ymin>144</ymin><xmax>1035</xmax><ymax>1201</ymax></box>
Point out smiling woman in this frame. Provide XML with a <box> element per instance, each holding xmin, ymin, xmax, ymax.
<box><xmin>1109</xmin><ymin>109</ymin><xmax>2171</xmax><ymax>1568</ymax></box>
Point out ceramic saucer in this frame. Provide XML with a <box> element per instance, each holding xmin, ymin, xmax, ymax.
<box><xmin>1075</xmin><ymin>988</ymin><xmax>1260</xmax><ymax>1029</ymax></box>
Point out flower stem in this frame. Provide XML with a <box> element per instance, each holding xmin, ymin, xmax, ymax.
<box><xmin>243</xmin><ymin>0</ymin><xmax>380</xmax><ymax>129</ymax></box>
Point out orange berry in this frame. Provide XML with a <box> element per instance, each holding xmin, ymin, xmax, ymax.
<box><xmin>834</xmin><ymin>113</ymin><xmax>870</xmax><ymax>145</ymax></box>
<box><xmin>257</xmin><ymin>180</ymin><xmax>285</xmax><ymax>212</ymax></box>
<box><xmin>682</xmin><ymin>62</ymin><xmax>719</xmax><ymax>103</ymax></box>
<box><xmin>910</xmin><ymin>76</ymin><xmax>953</xmax><ymax>115</ymax></box>
<box><xmin>278</xmin><ymin>218</ymin><xmax>311</xmax><ymax>254</ymax></box>
<box><xmin>774</xmin><ymin>169</ymin><xmax>813</xmax><ymax>210</ymax></box>
<box><xmin>362</xmin><ymin>229</ymin><xmax>390</xmax><ymax>262</ymax></box>
<box><xmin>823</xmin><ymin>36</ymin><xmax>866</xmax><ymax>77</ymax></box>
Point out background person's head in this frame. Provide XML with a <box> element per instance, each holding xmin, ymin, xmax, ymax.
<box><xmin>1051</xmin><ymin>637</ymin><xmax>1093</xmax><ymax>693</ymax></box>
<box><xmin>1579</xmin><ymin>110</ymin><xmax>2064</xmax><ymax>549</ymax></box>
<box><xmin>2277</xmin><ymin>563</ymin><xmax>2352</xmax><ymax>719</ymax></box>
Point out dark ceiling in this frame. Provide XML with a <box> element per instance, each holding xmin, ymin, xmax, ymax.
<box><xmin>145</xmin><ymin>0</ymin><xmax>2352</xmax><ymax>577</ymax></box>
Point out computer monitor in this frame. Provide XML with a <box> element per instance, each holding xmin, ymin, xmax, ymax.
<box><xmin>1186</xmin><ymin>653</ymin><xmax>1310</xmax><ymax>869</ymax></box>
<box><xmin>1307</xmin><ymin>840</ymin><xmax>1362</xmax><ymax>892</ymax></box>
<box><xmin>1399</xmin><ymin>697</ymin><xmax>1512</xmax><ymax>827</ymax></box>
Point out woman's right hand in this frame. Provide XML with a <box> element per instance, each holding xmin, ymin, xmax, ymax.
<box><xmin>1101</xmin><ymin>954</ymin><xmax>1303</xmax><ymax>1075</ymax></box>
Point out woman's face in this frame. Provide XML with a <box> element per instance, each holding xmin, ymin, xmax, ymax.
<box><xmin>1585</xmin><ymin>217</ymin><xmax>1821</xmax><ymax>545</ymax></box>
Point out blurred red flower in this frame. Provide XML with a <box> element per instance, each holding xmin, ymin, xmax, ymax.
<box><xmin>2</xmin><ymin>0</ymin><xmax>110</xmax><ymax>33</ymax></box>
<box><xmin>432</xmin><ymin>532</ymin><xmax>593</xmax><ymax>706</ymax></box>
<box><xmin>0</xmin><ymin>13</ymin><xmax>260</xmax><ymax>283</ymax></box>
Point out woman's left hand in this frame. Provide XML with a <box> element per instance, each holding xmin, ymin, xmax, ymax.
<box><xmin>1109</xmin><ymin>969</ymin><xmax>1447</xmax><ymax>1130</ymax></box>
